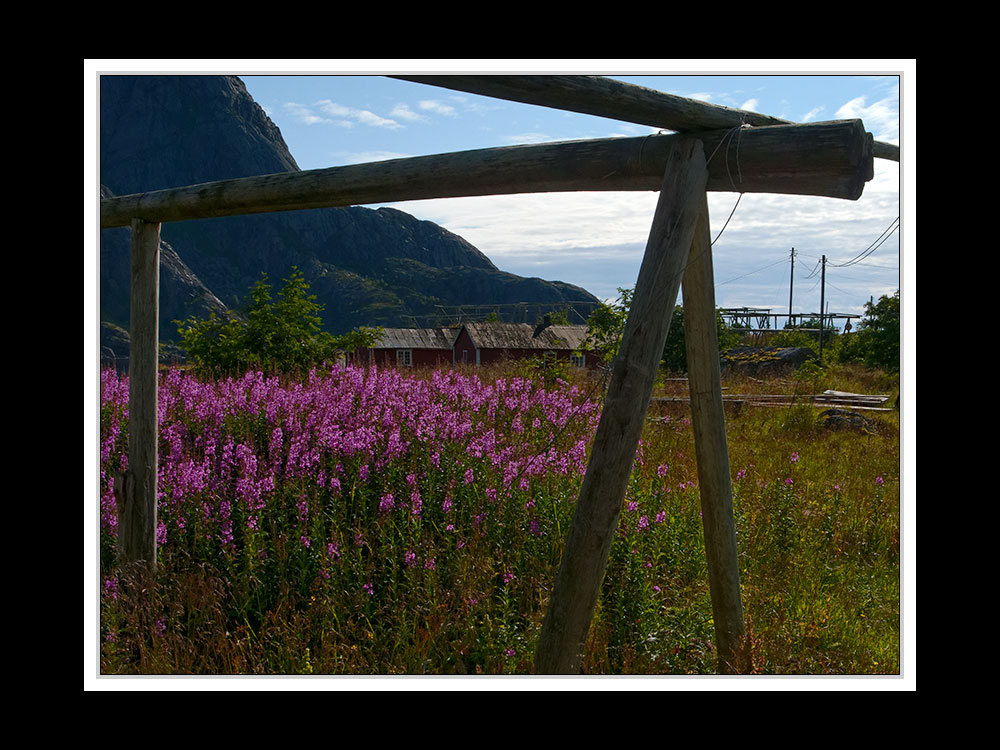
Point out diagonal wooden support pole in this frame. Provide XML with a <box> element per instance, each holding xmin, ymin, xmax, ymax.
<box><xmin>534</xmin><ymin>137</ymin><xmax>708</xmax><ymax>674</ymax></box>
<box><xmin>682</xmin><ymin>197</ymin><xmax>747</xmax><ymax>673</ymax></box>
<box><xmin>114</xmin><ymin>218</ymin><xmax>161</xmax><ymax>572</ymax></box>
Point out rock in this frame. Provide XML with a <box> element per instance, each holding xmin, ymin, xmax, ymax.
<box><xmin>816</xmin><ymin>408</ymin><xmax>875</xmax><ymax>434</ymax></box>
<box><xmin>720</xmin><ymin>346</ymin><xmax>819</xmax><ymax>376</ymax></box>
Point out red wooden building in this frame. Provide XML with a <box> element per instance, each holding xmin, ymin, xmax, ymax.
<box><xmin>363</xmin><ymin>327</ymin><xmax>455</xmax><ymax>368</ymax></box>
<box><xmin>362</xmin><ymin>322</ymin><xmax>600</xmax><ymax>370</ymax></box>
<box><xmin>453</xmin><ymin>322</ymin><xmax>600</xmax><ymax>368</ymax></box>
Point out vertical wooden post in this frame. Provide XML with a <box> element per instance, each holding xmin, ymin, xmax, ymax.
<box><xmin>534</xmin><ymin>137</ymin><xmax>708</xmax><ymax>674</ymax></box>
<box><xmin>682</xmin><ymin>196</ymin><xmax>747</xmax><ymax>673</ymax></box>
<box><xmin>114</xmin><ymin>218</ymin><xmax>161</xmax><ymax>571</ymax></box>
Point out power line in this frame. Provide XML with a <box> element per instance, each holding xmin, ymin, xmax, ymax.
<box><xmin>715</xmin><ymin>256</ymin><xmax>788</xmax><ymax>286</ymax></box>
<box><xmin>831</xmin><ymin>217</ymin><xmax>899</xmax><ymax>268</ymax></box>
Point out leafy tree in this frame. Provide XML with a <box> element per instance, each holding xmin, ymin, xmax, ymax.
<box><xmin>585</xmin><ymin>287</ymin><xmax>633</xmax><ymax>364</ymax></box>
<box><xmin>584</xmin><ymin>287</ymin><xmax>737</xmax><ymax>373</ymax></box>
<box><xmin>836</xmin><ymin>290</ymin><xmax>900</xmax><ymax>372</ymax></box>
<box><xmin>176</xmin><ymin>267</ymin><xmax>382</xmax><ymax>377</ymax></box>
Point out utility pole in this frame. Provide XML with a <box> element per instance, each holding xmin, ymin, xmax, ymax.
<box><xmin>788</xmin><ymin>247</ymin><xmax>795</xmax><ymax>328</ymax></box>
<box><xmin>818</xmin><ymin>254</ymin><xmax>827</xmax><ymax>361</ymax></box>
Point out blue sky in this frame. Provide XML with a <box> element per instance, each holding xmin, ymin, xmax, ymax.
<box><xmin>90</xmin><ymin>60</ymin><xmax>911</xmax><ymax>325</ymax></box>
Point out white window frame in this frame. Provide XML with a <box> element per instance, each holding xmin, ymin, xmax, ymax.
<box><xmin>397</xmin><ymin>348</ymin><xmax>413</xmax><ymax>367</ymax></box>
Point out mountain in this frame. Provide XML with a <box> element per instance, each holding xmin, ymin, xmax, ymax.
<box><xmin>98</xmin><ymin>75</ymin><xmax>599</xmax><ymax>355</ymax></box>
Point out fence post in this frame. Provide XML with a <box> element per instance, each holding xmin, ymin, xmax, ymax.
<box><xmin>682</xmin><ymin>196</ymin><xmax>747</xmax><ymax>673</ymax></box>
<box><xmin>533</xmin><ymin>137</ymin><xmax>708</xmax><ymax>673</ymax></box>
<box><xmin>114</xmin><ymin>218</ymin><xmax>161</xmax><ymax>571</ymax></box>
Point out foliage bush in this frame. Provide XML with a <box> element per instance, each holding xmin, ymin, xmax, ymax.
<box><xmin>176</xmin><ymin>267</ymin><xmax>381</xmax><ymax>377</ymax></box>
<box><xmin>585</xmin><ymin>287</ymin><xmax>738</xmax><ymax>373</ymax></box>
<box><xmin>836</xmin><ymin>291</ymin><xmax>900</xmax><ymax>373</ymax></box>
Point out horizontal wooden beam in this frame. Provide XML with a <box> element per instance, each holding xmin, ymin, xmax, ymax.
<box><xmin>393</xmin><ymin>74</ymin><xmax>787</xmax><ymax>131</ymax></box>
<box><xmin>392</xmin><ymin>75</ymin><xmax>899</xmax><ymax>162</ymax></box>
<box><xmin>101</xmin><ymin>120</ymin><xmax>872</xmax><ymax>228</ymax></box>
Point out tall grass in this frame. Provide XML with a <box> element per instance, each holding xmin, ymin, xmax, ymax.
<box><xmin>98</xmin><ymin>361</ymin><xmax>900</xmax><ymax>675</ymax></box>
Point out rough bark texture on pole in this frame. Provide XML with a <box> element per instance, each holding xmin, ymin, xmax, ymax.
<box><xmin>533</xmin><ymin>137</ymin><xmax>708</xmax><ymax>674</ymax></box>
<box><xmin>100</xmin><ymin>121</ymin><xmax>873</xmax><ymax>228</ymax></box>
<box><xmin>115</xmin><ymin>218</ymin><xmax>160</xmax><ymax>570</ymax></box>
<box><xmin>682</xmin><ymin>197</ymin><xmax>747</xmax><ymax>674</ymax></box>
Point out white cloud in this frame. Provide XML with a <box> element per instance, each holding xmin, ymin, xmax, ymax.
<box><xmin>419</xmin><ymin>99</ymin><xmax>458</xmax><ymax>117</ymax></box>
<box><xmin>835</xmin><ymin>95</ymin><xmax>899</xmax><ymax>143</ymax></box>
<box><xmin>314</xmin><ymin>100</ymin><xmax>403</xmax><ymax>130</ymax></box>
<box><xmin>283</xmin><ymin>101</ymin><xmax>331</xmax><ymax>125</ymax></box>
<box><xmin>740</xmin><ymin>98</ymin><xmax>760</xmax><ymax>112</ymax></box>
<box><xmin>801</xmin><ymin>106</ymin><xmax>824</xmax><ymax>122</ymax></box>
<box><xmin>390</xmin><ymin>103</ymin><xmax>427</xmax><ymax>123</ymax></box>
<box><xmin>335</xmin><ymin>150</ymin><xmax>413</xmax><ymax>165</ymax></box>
<box><xmin>499</xmin><ymin>132</ymin><xmax>553</xmax><ymax>145</ymax></box>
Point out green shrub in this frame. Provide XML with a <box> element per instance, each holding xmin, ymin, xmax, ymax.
<box><xmin>836</xmin><ymin>292</ymin><xmax>900</xmax><ymax>372</ymax></box>
<box><xmin>176</xmin><ymin>267</ymin><xmax>381</xmax><ymax>377</ymax></box>
<box><xmin>585</xmin><ymin>289</ymin><xmax>738</xmax><ymax>374</ymax></box>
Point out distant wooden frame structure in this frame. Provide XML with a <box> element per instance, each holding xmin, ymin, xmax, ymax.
<box><xmin>100</xmin><ymin>74</ymin><xmax>897</xmax><ymax>674</ymax></box>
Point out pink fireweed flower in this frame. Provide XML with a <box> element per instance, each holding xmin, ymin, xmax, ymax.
<box><xmin>790</xmin><ymin>452</ymin><xmax>799</xmax><ymax>463</ymax></box>
<box><xmin>404</xmin><ymin>550</ymin><xmax>417</xmax><ymax>568</ymax></box>
<box><xmin>102</xmin><ymin>576</ymin><xmax>119</xmax><ymax>600</ymax></box>
<box><xmin>379</xmin><ymin>493</ymin><xmax>396</xmax><ymax>513</ymax></box>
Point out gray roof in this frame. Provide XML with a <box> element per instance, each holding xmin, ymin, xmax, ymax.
<box><xmin>462</xmin><ymin>322</ymin><xmax>591</xmax><ymax>351</ymax></box>
<box><xmin>374</xmin><ymin>327</ymin><xmax>456</xmax><ymax>350</ymax></box>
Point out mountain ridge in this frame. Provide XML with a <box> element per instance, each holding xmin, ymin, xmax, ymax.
<box><xmin>99</xmin><ymin>75</ymin><xmax>599</xmax><ymax>356</ymax></box>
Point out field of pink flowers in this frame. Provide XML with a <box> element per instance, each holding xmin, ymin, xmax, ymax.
<box><xmin>101</xmin><ymin>364</ymin><xmax>623</xmax><ymax>673</ymax></box>
<box><xmin>98</xmin><ymin>362</ymin><xmax>900</xmax><ymax>675</ymax></box>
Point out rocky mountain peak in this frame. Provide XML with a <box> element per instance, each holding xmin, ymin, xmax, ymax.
<box><xmin>99</xmin><ymin>75</ymin><xmax>598</xmax><ymax>354</ymax></box>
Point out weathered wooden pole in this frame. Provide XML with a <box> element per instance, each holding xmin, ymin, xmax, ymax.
<box><xmin>534</xmin><ymin>137</ymin><xmax>708</xmax><ymax>674</ymax></box>
<box><xmin>682</xmin><ymin>196</ymin><xmax>747</xmax><ymax>673</ymax></box>
<box><xmin>100</xmin><ymin>121</ymin><xmax>873</xmax><ymax>228</ymax></box>
<box><xmin>113</xmin><ymin>218</ymin><xmax>161</xmax><ymax>571</ymax></box>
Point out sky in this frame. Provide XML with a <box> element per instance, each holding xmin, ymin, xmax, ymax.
<box><xmin>88</xmin><ymin>60</ymin><xmax>911</xmax><ymax>329</ymax></box>
<box><xmin>229</xmin><ymin>64</ymin><xmax>907</xmax><ymax>327</ymax></box>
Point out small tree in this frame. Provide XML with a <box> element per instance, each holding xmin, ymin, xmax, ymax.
<box><xmin>177</xmin><ymin>267</ymin><xmax>380</xmax><ymax>377</ymax></box>
<box><xmin>585</xmin><ymin>287</ymin><xmax>632</xmax><ymax>364</ymax></box>
<box><xmin>837</xmin><ymin>291</ymin><xmax>900</xmax><ymax>372</ymax></box>
<box><xmin>585</xmin><ymin>288</ymin><xmax>737</xmax><ymax>373</ymax></box>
